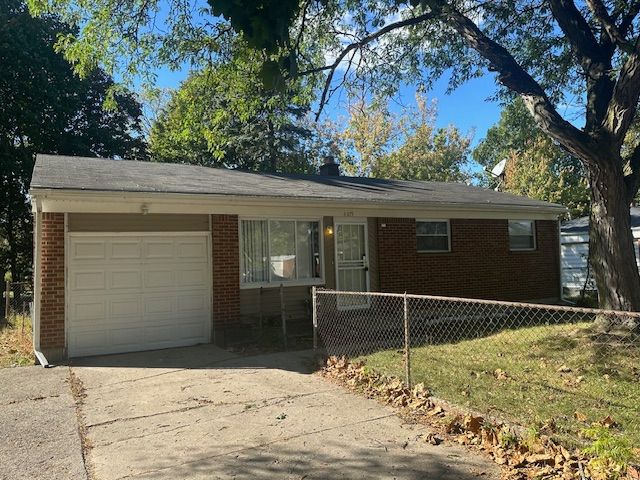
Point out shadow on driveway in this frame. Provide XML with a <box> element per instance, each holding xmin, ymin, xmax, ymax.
<box><xmin>69</xmin><ymin>343</ymin><xmax>322</xmax><ymax>374</ymax></box>
<box><xmin>68</xmin><ymin>344</ymin><xmax>499</xmax><ymax>480</ymax></box>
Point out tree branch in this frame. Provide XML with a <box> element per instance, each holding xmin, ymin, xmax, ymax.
<box><xmin>586</xmin><ymin>0</ymin><xmax>633</xmax><ymax>51</ymax></box>
<box><xmin>548</xmin><ymin>0</ymin><xmax>617</xmax><ymax>131</ymax></box>
<box><xmin>296</xmin><ymin>11</ymin><xmax>437</xmax><ymax>119</ymax></box>
<box><xmin>548</xmin><ymin>0</ymin><xmax>605</xmax><ymax>70</ymax></box>
<box><xmin>619</xmin><ymin>1</ymin><xmax>640</xmax><ymax>38</ymax></box>
<box><xmin>435</xmin><ymin>4</ymin><xmax>596</xmax><ymax>162</ymax></box>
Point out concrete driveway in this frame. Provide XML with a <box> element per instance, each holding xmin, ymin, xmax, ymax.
<box><xmin>0</xmin><ymin>366</ymin><xmax>86</xmax><ymax>480</ymax></box>
<box><xmin>69</xmin><ymin>345</ymin><xmax>499</xmax><ymax>480</ymax></box>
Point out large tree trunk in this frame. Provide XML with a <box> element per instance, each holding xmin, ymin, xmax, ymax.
<box><xmin>588</xmin><ymin>161</ymin><xmax>640</xmax><ymax>323</ymax></box>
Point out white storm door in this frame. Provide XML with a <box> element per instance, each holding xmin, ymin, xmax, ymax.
<box><xmin>67</xmin><ymin>233</ymin><xmax>211</xmax><ymax>357</ymax></box>
<box><xmin>335</xmin><ymin>221</ymin><xmax>370</xmax><ymax>309</ymax></box>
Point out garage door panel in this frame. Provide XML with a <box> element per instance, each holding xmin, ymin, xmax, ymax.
<box><xmin>177</xmin><ymin>268</ymin><xmax>207</xmax><ymax>287</ymax></box>
<box><xmin>70</xmin><ymin>300</ymin><xmax>106</xmax><ymax>322</ymax></box>
<box><xmin>110</xmin><ymin>327</ymin><xmax>148</xmax><ymax>349</ymax></box>
<box><xmin>143</xmin><ymin>297</ymin><xmax>174</xmax><ymax>315</ymax></box>
<box><xmin>177</xmin><ymin>241</ymin><xmax>206</xmax><ymax>258</ymax></box>
<box><xmin>110</xmin><ymin>241</ymin><xmax>142</xmax><ymax>260</ymax></box>
<box><xmin>110</xmin><ymin>270</ymin><xmax>142</xmax><ymax>290</ymax></box>
<box><xmin>145</xmin><ymin>240</ymin><xmax>174</xmax><ymax>259</ymax></box>
<box><xmin>144</xmin><ymin>269</ymin><xmax>175</xmax><ymax>288</ymax></box>
<box><xmin>111</xmin><ymin>297</ymin><xmax>141</xmax><ymax>317</ymax></box>
<box><xmin>72</xmin><ymin>271</ymin><xmax>106</xmax><ymax>291</ymax></box>
<box><xmin>70</xmin><ymin>329</ymin><xmax>109</xmax><ymax>354</ymax></box>
<box><xmin>177</xmin><ymin>294</ymin><xmax>206</xmax><ymax>313</ymax></box>
<box><xmin>68</xmin><ymin>234</ymin><xmax>211</xmax><ymax>357</ymax></box>
<box><xmin>72</xmin><ymin>241</ymin><xmax>106</xmax><ymax>260</ymax></box>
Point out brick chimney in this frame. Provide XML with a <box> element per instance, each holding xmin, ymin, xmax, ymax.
<box><xmin>319</xmin><ymin>155</ymin><xmax>340</xmax><ymax>176</ymax></box>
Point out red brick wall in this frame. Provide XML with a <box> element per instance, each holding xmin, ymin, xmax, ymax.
<box><xmin>376</xmin><ymin>218</ymin><xmax>560</xmax><ymax>301</ymax></box>
<box><xmin>40</xmin><ymin>212</ymin><xmax>65</xmax><ymax>350</ymax></box>
<box><xmin>211</xmin><ymin>214</ymin><xmax>240</xmax><ymax>326</ymax></box>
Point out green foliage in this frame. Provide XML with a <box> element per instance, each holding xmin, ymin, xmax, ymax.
<box><xmin>207</xmin><ymin>0</ymin><xmax>299</xmax><ymax>54</ymax></box>
<box><xmin>0</xmin><ymin>0</ymin><xmax>146</xmax><ymax>281</ymax></box>
<box><xmin>582</xmin><ymin>425</ymin><xmax>634</xmax><ymax>478</ymax></box>
<box><xmin>149</xmin><ymin>35</ymin><xmax>316</xmax><ymax>173</ymax></box>
<box><xmin>339</xmin><ymin>94</ymin><xmax>473</xmax><ymax>182</ymax></box>
<box><xmin>474</xmin><ymin>99</ymin><xmax>590</xmax><ymax>218</ymax></box>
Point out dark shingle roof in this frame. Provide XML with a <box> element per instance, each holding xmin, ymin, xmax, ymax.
<box><xmin>31</xmin><ymin>154</ymin><xmax>565</xmax><ymax>212</ymax></box>
<box><xmin>562</xmin><ymin>207</ymin><xmax>640</xmax><ymax>233</ymax></box>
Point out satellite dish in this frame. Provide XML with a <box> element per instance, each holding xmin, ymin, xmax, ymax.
<box><xmin>490</xmin><ymin>159</ymin><xmax>507</xmax><ymax>177</ymax></box>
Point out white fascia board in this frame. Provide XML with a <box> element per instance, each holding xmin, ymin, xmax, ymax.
<box><xmin>30</xmin><ymin>188</ymin><xmax>567</xmax><ymax>220</ymax></box>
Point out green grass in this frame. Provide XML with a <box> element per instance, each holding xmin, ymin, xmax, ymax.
<box><xmin>0</xmin><ymin>315</ymin><xmax>34</xmax><ymax>367</ymax></box>
<box><xmin>359</xmin><ymin>323</ymin><xmax>640</xmax><ymax>449</ymax></box>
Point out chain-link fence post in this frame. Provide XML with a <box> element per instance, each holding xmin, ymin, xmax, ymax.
<box><xmin>403</xmin><ymin>292</ymin><xmax>411</xmax><ymax>388</ymax></box>
<box><xmin>4</xmin><ymin>280</ymin><xmax>10</xmax><ymax>325</ymax></box>
<box><xmin>312</xmin><ymin>286</ymin><xmax>318</xmax><ymax>350</ymax></box>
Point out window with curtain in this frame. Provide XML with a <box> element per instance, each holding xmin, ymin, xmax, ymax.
<box><xmin>416</xmin><ymin>220</ymin><xmax>450</xmax><ymax>252</ymax></box>
<box><xmin>508</xmin><ymin>220</ymin><xmax>536</xmax><ymax>250</ymax></box>
<box><xmin>241</xmin><ymin>219</ymin><xmax>321</xmax><ymax>285</ymax></box>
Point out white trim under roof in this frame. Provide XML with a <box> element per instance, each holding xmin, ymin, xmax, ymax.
<box><xmin>30</xmin><ymin>188</ymin><xmax>566</xmax><ymax>220</ymax></box>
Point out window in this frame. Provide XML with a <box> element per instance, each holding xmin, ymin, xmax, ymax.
<box><xmin>509</xmin><ymin>220</ymin><xmax>536</xmax><ymax>250</ymax></box>
<box><xmin>241</xmin><ymin>219</ymin><xmax>321</xmax><ymax>285</ymax></box>
<box><xmin>417</xmin><ymin>220</ymin><xmax>450</xmax><ymax>252</ymax></box>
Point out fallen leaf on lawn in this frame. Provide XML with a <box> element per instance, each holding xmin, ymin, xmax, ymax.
<box><xmin>427</xmin><ymin>406</ymin><xmax>445</xmax><ymax>417</ymax></box>
<box><xmin>424</xmin><ymin>432</ymin><xmax>442</xmax><ymax>445</ymax></box>
<box><xmin>445</xmin><ymin>416</ymin><xmax>464</xmax><ymax>434</ymax></box>
<box><xmin>463</xmin><ymin>414</ymin><xmax>484</xmax><ymax>435</ymax></box>
<box><xmin>574</xmin><ymin>411</ymin><xmax>588</xmax><ymax>422</ymax></box>
<box><xmin>494</xmin><ymin>369</ymin><xmax>509</xmax><ymax>380</ymax></box>
<box><xmin>525</xmin><ymin>453</ymin><xmax>555</xmax><ymax>466</ymax></box>
<box><xmin>627</xmin><ymin>464</ymin><xmax>640</xmax><ymax>479</ymax></box>
<box><xmin>557</xmin><ymin>365</ymin><xmax>571</xmax><ymax>373</ymax></box>
<box><xmin>599</xmin><ymin>415</ymin><xmax>616</xmax><ymax>428</ymax></box>
<box><xmin>481</xmin><ymin>428</ymin><xmax>499</xmax><ymax>447</ymax></box>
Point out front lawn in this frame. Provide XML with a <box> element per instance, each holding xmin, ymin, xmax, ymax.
<box><xmin>359</xmin><ymin>323</ymin><xmax>640</xmax><ymax>449</ymax></box>
<box><xmin>0</xmin><ymin>316</ymin><xmax>34</xmax><ymax>367</ymax></box>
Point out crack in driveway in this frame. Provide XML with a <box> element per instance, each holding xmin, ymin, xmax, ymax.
<box><xmin>86</xmin><ymin>390</ymin><xmax>333</xmax><ymax>430</ymax></box>
<box><xmin>113</xmin><ymin>414</ymin><xmax>397</xmax><ymax>480</ymax></box>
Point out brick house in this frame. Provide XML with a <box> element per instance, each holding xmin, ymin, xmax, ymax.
<box><xmin>30</xmin><ymin>154</ymin><xmax>566</xmax><ymax>361</ymax></box>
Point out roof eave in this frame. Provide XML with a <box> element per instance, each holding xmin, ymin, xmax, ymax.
<box><xmin>30</xmin><ymin>186</ymin><xmax>568</xmax><ymax>217</ymax></box>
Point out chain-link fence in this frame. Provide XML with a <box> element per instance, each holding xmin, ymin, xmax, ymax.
<box><xmin>1</xmin><ymin>281</ymin><xmax>33</xmax><ymax>334</ymax></box>
<box><xmin>313</xmin><ymin>288</ymin><xmax>640</xmax><ymax>446</ymax></box>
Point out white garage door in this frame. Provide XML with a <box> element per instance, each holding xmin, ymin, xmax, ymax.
<box><xmin>67</xmin><ymin>234</ymin><xmax>211</xmax><ymax>357</ymax></box>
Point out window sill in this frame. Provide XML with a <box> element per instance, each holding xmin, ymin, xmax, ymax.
<box><xmin>417</xmin><ymin>250</ymin><xmax>452</xmax><ymax>254</ymax></box>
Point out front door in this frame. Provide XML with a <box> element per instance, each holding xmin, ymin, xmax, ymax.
<box><xmin>335</xmin><ymin>221</ymin><xmax>370</xmax><ymax>308</ymax></box>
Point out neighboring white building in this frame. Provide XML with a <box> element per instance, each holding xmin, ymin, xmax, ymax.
<box><xmin>561</xmin><ymin>207</ymin><xmax>640</xmax><ymax>298</ymax></box>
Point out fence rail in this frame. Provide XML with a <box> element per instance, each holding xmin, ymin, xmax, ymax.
<box><xmin>313</xmin><ymin>288</ymin><xmax>640</xmax><ymax>375</ymax></box>
<box><xmin>1</xmin><ymin>281</ymin><xmax>33</xmax><ymax>331</ymax></box>
<box><xmin>312</xmin><ymin>287</ymin><xmax>640</xmax><ymax>449</ymax></box>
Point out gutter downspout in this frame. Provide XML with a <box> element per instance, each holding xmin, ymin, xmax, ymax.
<box><xmin>32</xmin><ymin>197</ymin><xmax>52</xmax><ymax>367</ymax></box>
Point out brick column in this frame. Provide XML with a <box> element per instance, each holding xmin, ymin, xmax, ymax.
<box><xmin>40</xmin><ymin>212</ymin><xmax>65</xmax><ymax>356</ymax></box>
<box><xmin>211</xmin><ymin>214</ymin><xmax>240</xmax><ymax>328</ymax></box>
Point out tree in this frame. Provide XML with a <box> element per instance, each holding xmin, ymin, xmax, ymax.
<box><xmin>339</xmin><ymin>94</ymin><xmax>473</xmax><ymax>180</ymax></box>
<box><xmin>150</xmin><ymin>36</ymin><xmax>316</xmax><ymax>174</ymax></box>
<box><xmin>373</xmin><ymin>96</ymin><xmax>472</xmax><ymax>182</ymax></box>
<box><xmin>341</xmin><ymin>98</ymin><xmax>395</xmax><ymax>177</ymax></box>
<box><xmin>29</xmin><ymin>1</ymin><xmax>640</xmax><ymax>313</ymax></box>
<box><xmin>0</xmin><ymin>0</ymin><xmax>146</xmax><ymax>282</ymax></box>
<box><xmin>503</xmin><ymin>138</ymin><xmax>590</xmax><ymax>219</ymax></box>
<box><xmin>474</xmin><ymin>99</ymin><xmax>590</xmax><ymax>218</ymax></box>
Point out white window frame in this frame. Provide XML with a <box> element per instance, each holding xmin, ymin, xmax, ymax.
<box><xmin>416</xmin><ymin>219</ymin><xmax>451</xmax><ymax>253</ymax></box>
<box><xmin>239</xmin><ymin>216</ymin><xmax>325</xmax><ymax>289</ymax></box>
<box><xmin>508</xmin><ymin>219</ymin><xmax>537</xmax><ymax>251</ymax></box>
